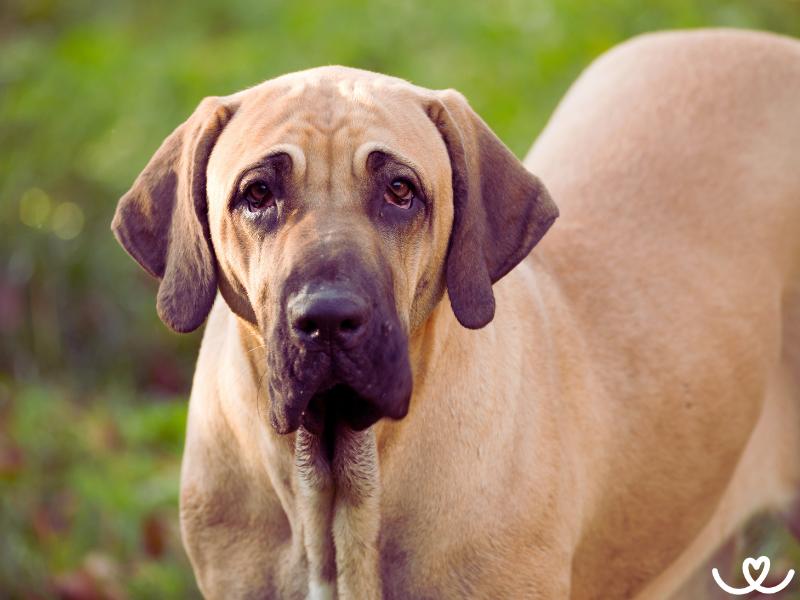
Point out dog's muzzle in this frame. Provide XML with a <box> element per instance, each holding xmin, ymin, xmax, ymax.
<box><xmin>266</xmin><ymin>272</ymin><xmax>413</xmax><ymax>436</ymax></box>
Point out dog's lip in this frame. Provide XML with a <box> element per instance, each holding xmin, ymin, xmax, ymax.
<box><xmin>270</xmin><ymin>408</ymin><xmax>300</xmax><ymax>435</ymax></box>
<box><xmin>271</xmin><ymin>374</ymin><xmax>412</xmax><ymax>435</ymax></box>
<box><xmin>298</xmin><ymin>383</ymin><xmax>406</xmax><ymax>434</ymax></box>
<box><xmin>300</xmin><ymin>395</ymin><xmax>327</xmax><ymax>435</ymax></box>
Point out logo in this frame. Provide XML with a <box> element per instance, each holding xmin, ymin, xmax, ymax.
<box><xmin>712</xmin><ymin>555</ymin><xmax>795</xmax><ymax>595</ymax></box>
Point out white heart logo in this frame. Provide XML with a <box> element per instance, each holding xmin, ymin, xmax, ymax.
<box><xmin>712</xmin><ymin>555</ymin><xmax>795</xmax><ymax>595</ymax></box>
<box><xmin>743</xmin><ymin>556</ymin><xmax>770</xmax><ymax>587</ymax></box>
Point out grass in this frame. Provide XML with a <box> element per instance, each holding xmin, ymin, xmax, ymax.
<box><xmin>0</xmin><ymin>378</ymin><xmax>200</xmax><ymax>598</ymax></box>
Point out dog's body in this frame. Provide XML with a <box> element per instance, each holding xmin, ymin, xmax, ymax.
<box><xmin>525</xmin><ymin>30</ymin><xmax>800</xmax><ymax>598</ymax></box>
<box><xmin>114</xmin><ymin>29</ymin><xmax>800</xmax><ymax>599</ymax></box>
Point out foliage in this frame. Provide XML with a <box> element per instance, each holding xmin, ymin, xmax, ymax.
<box><xmin>1</xmin><ymin>0</ymin><xmax>799</xmax><ymax>597</ymax></box>
<box><xmin>0</xmin><ymin>378</ymin><xmax>198</xmax><ymax>598</ymax></box>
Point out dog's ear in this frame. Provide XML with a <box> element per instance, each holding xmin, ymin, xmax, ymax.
<box><xmin>427</xmin><ymin>90</ymin><xmax>558</xmax><ymax>329</ymax></box>
<box><xmin>112</xmin><ymin>97</ymin><xmax>237</xmax><ymax>333</ymax></box>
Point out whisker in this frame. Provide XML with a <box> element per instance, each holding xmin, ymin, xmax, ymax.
<box><xmin>246</xmin><ymin>343</ymin><xmax>269</xmax><ymax>356</ymax></box>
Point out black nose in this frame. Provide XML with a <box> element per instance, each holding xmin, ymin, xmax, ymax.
<box><xmin>288</xmin><ymin>288</ymin><xmax>371</xmax><ymax>346</ymax></box>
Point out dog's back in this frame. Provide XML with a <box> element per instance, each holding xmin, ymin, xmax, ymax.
<box><xmin>526</xmin><ymin>29</ymin><xmax>800</xmax><ymax>598</ymax></box>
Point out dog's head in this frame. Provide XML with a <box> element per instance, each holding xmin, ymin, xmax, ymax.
<box><xmin>112</xmin><ymin>67</ymin><xmax>557</xmax><ymax>434</ymax></box>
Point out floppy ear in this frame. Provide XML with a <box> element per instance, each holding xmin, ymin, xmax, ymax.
<box><xmin>111</xmin><ymin>97</ymin><xmax>237</xmax><ymax>333</ymax></box>
<box><xmin>427</xmin><ymin>90</ymin><xmax>558</xmax><ymax>329</ymax></box>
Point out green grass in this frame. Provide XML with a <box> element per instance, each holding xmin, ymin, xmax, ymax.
<box><xmin>0</xmin><ymin>378</ymin><xmax>199</xmax><ymax>598</ymax></box>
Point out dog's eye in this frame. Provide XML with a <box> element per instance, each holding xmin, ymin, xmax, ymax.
<box><xmin>384</xmin><ymin>179</ymin><xmax>415</xmax><ymax>209</ymax></box>
<box><xmin>244</xmin><ymin>182</ymin><xmax>274</xmax><ymax>211</ymax></box>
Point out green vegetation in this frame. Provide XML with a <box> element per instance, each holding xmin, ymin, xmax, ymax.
<box><xmin>0</xmin><ymin>380</ymin><xmax>197</xmax><ymax>598</ymax></box>
<box><xmin>2</xmin><ymin>0</ymin><xmax>799</xmax><ymax>597</ymax></box>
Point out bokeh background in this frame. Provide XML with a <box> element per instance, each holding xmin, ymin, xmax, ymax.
<box><xmin>2</xmin><ymin>1</ymin><xmax>800</xmax><ymax>598</ymax></box>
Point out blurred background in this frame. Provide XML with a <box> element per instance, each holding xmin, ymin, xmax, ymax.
<box><xmin>2</xmin><ymin>0</ymin><xmax>800</xmax><ymax>597</ymax></box>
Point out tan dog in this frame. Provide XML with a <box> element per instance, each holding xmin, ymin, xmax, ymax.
<box><xmin>113</xmin><ymin>29</ymin><xmax>800</xmax><ymax>599</ymax></box>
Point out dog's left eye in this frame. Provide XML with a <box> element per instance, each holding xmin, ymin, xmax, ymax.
<box><xmin>244</xmin><ymin>182</ymin><xmax>275</xmax><ymax>212</ymax></box>
<box><xmin>384</xmin><ymin>179</ymin><xmax>415</xmax><ymax>209</ymax></box>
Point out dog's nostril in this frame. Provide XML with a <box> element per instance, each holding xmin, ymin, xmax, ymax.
<box><xmin>340</xmin><ymin>318</ymin><xmax>361</xmax><ymax>332</ymax></box>
<box><xmin>296</xmin><ymin>317</ymin><xmax>320</xmax><ymax>337</ymax></box>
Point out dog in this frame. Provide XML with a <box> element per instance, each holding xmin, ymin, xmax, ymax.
<box><xmin>112</xmin><ymin>29</ymin><xmax>800</xmax><ymax>599</ymax></box>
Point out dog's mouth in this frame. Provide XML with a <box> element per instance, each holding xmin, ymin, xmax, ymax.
<box><xmin>301</xmin><ymin>384</ymin><xmax>383</xmax><ymax>436</ymax></box>
<box><xmin>300</xmin><ymin>384</ymin><xmax>383</xmax><ymax>460</ymax></box>
<box><xmin>267</xmin><ymin>303</ymin><xmax>414</xmax><ymax>436</ymax></box>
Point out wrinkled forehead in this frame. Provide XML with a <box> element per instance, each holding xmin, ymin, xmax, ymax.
<box><xmin>208</xmin><ymin>69</ymin><xmax>450</xmax><ymax>193</ymax></box>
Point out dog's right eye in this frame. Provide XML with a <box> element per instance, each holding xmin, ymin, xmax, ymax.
<box><xmin>244</xmin><ymin>182</ymin><xmax>275</xmax><ymax>212</ymax></box>
<box><xmin>384</xmin><ymin>178</ymin><xmax>415</xmax><ymax>209</ymax></box>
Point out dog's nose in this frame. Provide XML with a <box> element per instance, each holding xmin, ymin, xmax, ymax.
<box><xmin>288</xmin><ymin>288</ymin><xmax>371</xmax><ymax>346</ymax></box>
